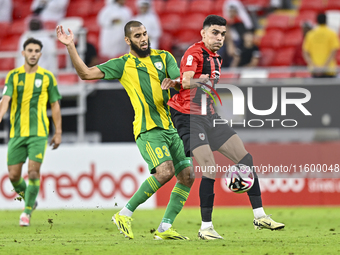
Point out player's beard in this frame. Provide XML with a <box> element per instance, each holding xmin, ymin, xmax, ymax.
<box><xmin>130</xmin><ymin>39</ymin><xmax>151</xmax><ymax>58</ymax></box>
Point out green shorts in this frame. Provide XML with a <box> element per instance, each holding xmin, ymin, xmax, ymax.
<box><xmin>136</xmin><ymin>127</ymin><xmax>192</xmax><ymax>176</ymax></box>
<box><xmin>7</xmin><ymin>136</ymin><xmax>48</xmax><ymax>165</ymax></box>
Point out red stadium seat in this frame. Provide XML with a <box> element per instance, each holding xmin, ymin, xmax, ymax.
<box><xmin>159</xmin><ymin>32</ymin><xmax>174</xmax><ymax>52</ymax></box>
<box><xmin>87</xmin><ymin>32</ymin><xmax>99</xmax><ymax>51</ymax></box>
<box><xmin>181</xmin><ymin>13</ymin><xmax>206</xmax><ymax>31</ymax></box>
<box><xmin>266</xmin><ymin>14</ymin><xmax>292</xmax><ymax>31</ymax></box>
<box><xmin>0</xmin><ymin>58</ymin><xmax>15</xmax><ymax>71</ymax></box>
<box><xmin>268</xmin><ymin>72</ymin><xmax>292</xmax><ymax>78</ymax></box>
<box><xmin>214</xmin><ymin>0</ymin><xmax>225</xmax><ymax>13</ymax></box>
<box><xmin>0</xmin><ymin>78</ymin><xmax>5</xmax><ymax>88</ymax></box>
<box><xmin>89</xmin><ymin>1</ymin><xmax>105</xmax><ymax>17</ymax></box>
<box><xmin>259</xmin><ymin>48</ymin><xmax>275</xmax><ymax>66</ymax></box>
<box><xmin>160</xmin><ymin>14</ymin><xmax>181</xmax><ymax>34</ymax></box>
<box><xmin>188</xmin><ymin>0</ymin><xmax>213</xmax><ymax>15</ymax></box>
<box><xmin>326</xmin><ymin>0</ymin><xmax>340</xmax><ymax>11</ymax></box>
<box><xmin>57</xmin><ymin>74</ymin><xmax>79</xmax><ymax>85</ymax></box>
<box><xmin>164</xmin><ymin>0</ymin><xmax>189</xmax><ymax>14</ymax></box>
<box><xmin>293</xmin><ymin>11</ymin><xmax>317</xmax><ymax>28</ymax></box>
<box><xmin>176</xmin><ymin>30</ymin><xmax>202</xmax><ymax>45</ymax></box>
<box><xmin>336</xmin><ymin>50</ymin><xmax>340</xmax><ymax>65</ymax></box>
<box><xmin>0</xmin><ymin>35</ymin><xmax>21</xmax><ymax>51</ymax></box>
<box><xmin>294</xmin><ymin>71</ymin><xmax>311</xmax><ymax>78</ymax></box>
<box><xmin>84</xmin><ymin>17</ymin><xmax>100</xmax><ymax>33</ymax></box>
<box><xmin>283</xmin><ymin>28</ymin><xmax>303</xmax><ymax>48</ymax></box>
<box><xmin>153</xmin><ymin>0</ymin><xmax>165</xmax><ymax>15</ymax></box>
<box><xmin>66</xmin><ymin>1</ymin><xmax>92</xmax><ymax>18</ymax></box>
<box><xmin>271</xmin><ymin>48</ymin><xmax>295</xmax><ymax>66</ymax></box>
<box><xmin>125</xmin><ymin>0</ymin><xmax>138</xmax><ymax>15</ymax></box>
<box><xmin>0</xmin><ymin>22</ymin><xmax>11</xmax><ymax>39</ymax></box>
<box><xmin>260</xmin><ymin>30</ymin><xmax>284</xmax><ymax>49</ymax></box>
<box><xmin>243</xmin><ymin>0</ymin><xmax>270</xmax><ymax>9</ymax></box>
<box><xmin>299</xmin><ymin>0</ymin><xmax>325</xmax><ymax>13</ymax></box>
<box><xmin>8</xmin><ymin>19</ymin><xmax>27</xmax><ymax>36</ymax></box>
<box><xmin>12</xmin><ymin>2</ymin><xmax>32</xmax><ymax>20</ymax></box>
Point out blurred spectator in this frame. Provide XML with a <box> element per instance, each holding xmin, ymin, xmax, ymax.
<box><xmin>293</xmin><ymin>21</ymin><xmax>313</xmax><ymax>66</ymax></box>
<box><xmin>133</xmin><ymin>0</ymin><xmax>161</xmax><ymax>49</ymax></box>
<box><xmin>75</xmin><ymin>39</ymin><xmax>99</xmax><ymax>67</ymax></box>
<box><xmin>270</xmin><ymin>0</ymin><xmax>292</xmax><ymax>10</ymax></box>
<box><xmin>97</xmin><ymin>0</ymin><xmax>132</xmax><ymax>58</ymax></box>
<box><xmin>0</xmin><ymin>0</ymin><xmax>12</xmax><ymax>22</ymax></box>
<box><xmin>303</xmin><ymin>13</ymin><xmax>340</xmax><ymax>78</ymax></box>
<box><xmin>231</xmin><ymin>30</ymin><xmax>260</xmax><ymax>67</ymax></box>
<box><xmin>16</xmin><ymin>18</ymin><xmax>57</xmax><ymax>74</ymax></box>
<box><xmin>217</xmin><ymin>27</ymin><xmax>236</xmax><ymax>68</ymax></box>
<box><xmin>223</xmin><ymin>0</ymin><xmax>253</xmax><ymax>30</ymax></box>
<box><xmin>31</xmin><ymin>0</ymin><xmax>69</xmax><ymax>23</ymax></box>
<box><xmin>225</xmin><ymin>5</ymin><xmax>247</xmax><ymax>45</ymax></box>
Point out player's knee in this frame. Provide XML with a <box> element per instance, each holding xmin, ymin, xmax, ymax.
<box><xmin>177</xmin><ymin>166</ymin><xmax>195</xmax><ymax>187</ymax></box>
<box><xmin>8</xmin><ymin>172</ymin><xmax>21</xmax><ymax>182</ymax></box>
<box><xmin>27</xmin><ymin>170</ymin><xmax>40</xmax><ymax>180</ymax></box>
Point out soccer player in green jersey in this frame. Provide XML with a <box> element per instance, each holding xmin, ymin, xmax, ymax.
<box><xmin>0</xmin><ymin>38</ymin><xmax>62</xmax><ymax>226</ymax></box>
<box><xmin>56</xmin><ymin>21</ymin><xmax>194</xmax><ymax>240</ymax></box>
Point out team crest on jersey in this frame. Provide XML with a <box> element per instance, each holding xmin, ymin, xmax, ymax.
<box><xmin>35</xmin><ymin>79</ymin><xmax>42</xmax><ymax>88</ymax></box>
<box><xmin>186</xmin><ymin>55</ymin><xmax>193</xmax><ymax>66</ymax></box>
<box><xmin>154</xmin><ymin>62</ymin><xmax>163</xmax><ymax>70</ymax></box>
<box><xmin>199</xmin><ymin>133</ymin><xmax>205</xmax><ymax>140</ymax></box>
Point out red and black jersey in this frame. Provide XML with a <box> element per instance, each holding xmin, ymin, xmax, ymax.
<box><xmin>168</xmin><ymin>41</ymin><xmax>222</xmax><ymax>115</ymax></box>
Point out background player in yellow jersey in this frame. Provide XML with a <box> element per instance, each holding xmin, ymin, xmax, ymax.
<box><xmin>0</xmin><ymin>38</ymin><xmax>62</xmax><ymax>226</ymax></box>
<box><xmin>56</xmin><ymin>21</ymin><xmax>194</xmax><ymax>240</ymax></box>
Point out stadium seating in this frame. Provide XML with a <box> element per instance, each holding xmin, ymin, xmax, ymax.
<box><xmin>164</xmin><ymin>0</ymin><xmax>189</xmax><ymax>14</ymax></box>
<box><xmin>0</xmin><ymin>22</ymin><xmax>10</xmax><ymax>40</ymax></box>
<box><xmin>176</xmin><ymin>30</ymin><xmax>202</xmax><ymax>45</ymax></box>
<box><xmin>0</xmin><ymin>35</ymin><xmax>20</xmax><ymax>51</ymax></box>
<box><xmin>8</xmin><ymin>19</ymin><xmax>27</xmax><ymax>36</ymax></box>
<box><xmin>271</xmin><ymin>48</ymin><xmax>295</xmax><ymax>66</ymax></box>
<box><xmin>260</xmin><ymin>30</ymin><xmax>284</xmax><ymax>49</ymax></box>
<box><xmin>159</xmin><ymin>14</ymin><xmax>182</xmax><ymax>34</ymax></box>
<box><xmin>153</xmin><ymin>0</ymin><xmax>165</xmax><ymax>15</ymax></box>
<box><xmin>12</xmin><ymin>2</ymin><xmax>32</xmax><ymax>20</ymax></box>
<box><xmin>265</xmin><ymin>14</ymin><xmax>292</xmax><ymax>31</ymax></box>
<box><xmin>268</xmin><ymin>72</ymin><xmax>292</xmax><ymax>78</ymax></box>
<box><xmin>181</xmin><ymin>13</ymin><xmax>207</xmax><ymax>31</ymax></box>
<box><xmin>293</xmin><ymin>11</ymin><xmax>317</xmax><ymax>28</ymax></box>
<box><xmin>158</xmin><ymin>32</ymin><xmax>174</xmax><ymax>52</ymax></box>
<box><xmin>0</xmin><ymin>58</ymin><xmax>15</xmax><ymax>71</ymax></box>
<box><xmin>66</xmin><ymin>1</ymin><xmax>92</xmax><ymax>18</ymax></box>
<box><xmin>326</xmin><ymin>0</ymin><xmax>340</xmax><ymax>11</ymax></box>
<box><xmin>299</xmin><ymin>0</ymin><xmax>325</xmax><ymax>13</ymax></box>
<box><xmin>283</xmin><ymin>28</ymin><xmax>303</xmax><ymax>48</ymax></box>
<box><xmin>188</xmin><ymin>0</ymin><xmax>214</xmax><ymax>15</ymax></box>
<box><xmin>259</xmin><ymin>48</ymin><xmax>275</xmax><ymax>67</ymax></box>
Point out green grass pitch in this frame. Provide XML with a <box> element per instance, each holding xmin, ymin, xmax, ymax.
<box><xmin>0</xmin><ymin>207</ymin><xmax>339</xmax><ymax>255</ymax></box>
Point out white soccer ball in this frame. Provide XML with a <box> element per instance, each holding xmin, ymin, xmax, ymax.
<box><xmin>225</xmin><ymin>164</ymin><xmax>254</xmax><ymax>194</ymax></box>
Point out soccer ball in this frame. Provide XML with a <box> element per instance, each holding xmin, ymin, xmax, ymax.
<box><xmin>225</xmin><ymin>164</ymin><xmax>254</xmax><ymax>193</ymax></box>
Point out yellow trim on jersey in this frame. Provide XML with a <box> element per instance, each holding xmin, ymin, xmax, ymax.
<box><xmin>20</xmin><ymin>73</ymin><xmax>35</xmax><ymax>136</ymax></box>
<box><xmin>143</xmin><ymin>57</ymin><xmax>170</xmax><ymax>129</ymax></box>
<box><xmin>9</xmin><ymin>71</ymin><xmax>19</xmax><ymax>138</ymax></box>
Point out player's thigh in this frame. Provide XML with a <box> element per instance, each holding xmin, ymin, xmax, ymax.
<box><xmin>136</xmin><ymin>128</ymin><xmax>173</xmax><ymax>174</ymax></box>
<box><xmin>171</xmin><ymin>110</ymin><xmax>191</xmax><ymax>157</ymax></box>
<box><xmin>207</xmin><ymin>113</ymin><xmax>237</xmax><ymax>152</ymax></box>
<box><xmin>7</xmin><ymin>137</ymin><xmax>28</xmax><ymax>166</ymax></box>
<box><xmin>27</xmin><ymin>136</ymin><xmax>48</xmax><ymax>164</ymax></box>
<box><xmin>167</xmin><ymin>129</ymin><xmax>192</xmax><ymax>176</ymax></box>
<box><xmin>217</xmin><ymin>134</ymin><xmax>248</xmax><ymax>163</ymax></box>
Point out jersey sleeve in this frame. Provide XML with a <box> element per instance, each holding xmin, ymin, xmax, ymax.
<box><xmin>165</xmin><ymin>51</ymin><xmax>180</xmax><ymax>79</ymax></box>
<box><xmin>3</xmin><ymin>71</ymin><xmax>14</xmax><ymax>97</ymax></box>
<box><xmin>181</xmin><ymin>49</ymin><xmax>200</xmax><ymax>74</ymax></box>
<box><xmin>47</xmin><ymin>73</ymin><xmax>62</xmax><ymax>103</ymax></box>
<box><xmin>96</xmin><ymin>58</ymin><xmax>125</xmax><ymax>80</ymax></box>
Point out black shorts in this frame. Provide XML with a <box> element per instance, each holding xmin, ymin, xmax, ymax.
<box><xmin>172</xmin><ymin>109</ymin><xmax>237</xmax><ymax>157</ymax></box>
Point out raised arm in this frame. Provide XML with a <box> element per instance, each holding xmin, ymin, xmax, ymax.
<box><xmin>56</xmin><ymin>25</ymin><xmax>104</xmax><ymax>80</ymax></box>
<box><xmin>0</xmin><ymin>95</ymin><xmax>11</xmax><ymax>123</ymax></box>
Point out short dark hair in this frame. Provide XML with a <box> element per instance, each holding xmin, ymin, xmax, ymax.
<box><xmin>23</xmin><ymin>37</ymin><xmax>43</xmax><ymax>50</ymax></box>
<box><xmin>203</xmin><ymin>15</ymin><xmax>227</xmax><ymax>29</ymax></box>
<box><xmin>124</xmin><ymin>20</ymin><xmax>143</xmax><ymax>37</ymax></box>
<box><xmin>317</xmin><ymin>13</ymin><xmax>326</xmax><ymax>25</ymax></box>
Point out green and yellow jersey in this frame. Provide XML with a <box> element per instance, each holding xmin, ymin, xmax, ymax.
<box><xmin>97</xmin><ymin>49</ymin><xmax>180</xmax><ymax>140</ymax></box>
<box><xmin>3</xmin><ymin>65</ymin><xmax>61</xmax><ymax>138</ymax></box>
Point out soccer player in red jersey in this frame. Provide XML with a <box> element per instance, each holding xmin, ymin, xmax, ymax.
<box><xmin>168</xmin><ymin>15</ymin><xmax>285</xmax><ymax>240</ymax></box>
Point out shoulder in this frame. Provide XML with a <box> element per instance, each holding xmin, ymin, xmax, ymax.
<box><xmin>185</xmin><ymin>43</ymin><xmax>203</xmax><ymax>56</ymax></box>
<box><xmin>39</xmin><ymin>67</ymin><xmax>55</xmax><ymax>78</ymax></box>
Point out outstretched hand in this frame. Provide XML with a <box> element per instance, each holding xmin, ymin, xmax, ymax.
<box><xmin>56</xmin><ymin>25</ymin><xmax>74</xmax><ymax>46</ymax></box>
<box><xmin>161</xmin><ymin>78</ymin><xmax>177</xmax><ymax>90</ymax></box>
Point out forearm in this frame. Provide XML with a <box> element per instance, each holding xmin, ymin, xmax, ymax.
<box><xmin>303</xmin><ymin>51</ymin><xmax>314</xmax><ymax>66</ymax></box>
<box><xmin>51</xmin><ymin>102</ymin><xmax>62</xmax><ymax>134</ymax></box>
<box><xmin>0</xmin><ymin>96</ymin><xmax>10</xmax><ymax>122</ymax></box>
<box><xmin>66</xmin><ymin>42</ymin><xmax>92</xmax><ymax>80</ymax></box>
<box><xmin>324</xmin><ymin>50</ymin><xmax>337</xmax><ymax>67</ymax></box>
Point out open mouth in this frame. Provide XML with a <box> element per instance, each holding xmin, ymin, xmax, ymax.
<box><xmin>141</xmin><ymin>44</ymin><xmax>148</xmax><ymax>50</ymax></box>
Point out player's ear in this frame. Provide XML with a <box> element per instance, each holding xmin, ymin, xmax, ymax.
<box><xmin>125</xmin><ymin>37</ymin><xmax>131</xmax><ymax>46</ymax></box>
<box><xmin>21</xmin><ymin>50</ymin><xmax>25</xmax><ymax>57</ymax></box>
<box><xmin>200</xmin><ymin>29</ymin><xmax>205</xmax><ymax>39</ymax></box>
